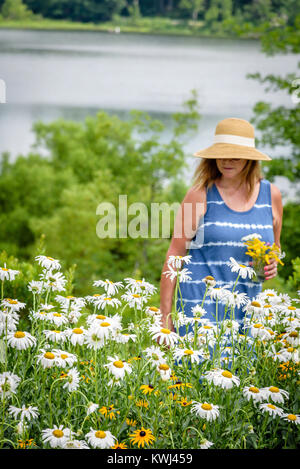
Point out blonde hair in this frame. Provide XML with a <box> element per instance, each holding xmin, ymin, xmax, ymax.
<box><xmin>192</xmin><ymin>159</ymin><xmax>262</xmax><ymax>200</ymax></box>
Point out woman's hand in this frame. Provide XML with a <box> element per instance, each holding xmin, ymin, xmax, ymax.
<box><xmin>264</xmin><ymin>257</ymin><xmax>278</xmax><ymax>281</ymax></box>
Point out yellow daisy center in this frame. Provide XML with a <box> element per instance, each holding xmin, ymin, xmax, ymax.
<box><xmin>251</xmin><ymin>301</ymin><xmax>261</xmax><ymax>307</ymax></box>
<box><xmin>287</xmin><ymin>306</ymin><xmax>296</xmax><ymax>310</ymax></box>
<box><xmin>104</xmin><ymin>297</ymin><xmax>112</xmax><ymax>301</ymax></box>
<box><xmin>289</xmin><ymin>331</ymin><xmax>298</xmax><ymax>338</ymax></box>
<box><xmin>60</xmin><ymin>354</ymin><xmax>68</xmax><ymax>359</ymax></box>
<box><xmin>254</xmin><ymin>323</ymin><xmax>263</xmax><ymax>328</ymax></box>
<box><xmin>159</xmin><ymin>364</ymin><xmax>169</xmax><ymax>371</ymax></box>
<box><xmin>287</xmin><ymin>347</ymin><xmax>294</xmax><ymax>353</ymax></box>
<box><xmin>100</xmin><ymin>322</ymin><xmax>111</xmax><ymax>327</ymax></box>
<box><xmin>269</xmin><ymin>386</ymin><xmax>279</xmax><ymax>393</ymax></box>
<box><xmin>221</xmin><ymin>371</ymin><xmax>232</xmax><ymax>379</ymax></box>
<box><xmin>149</xmin><ymin>307</ymin><xmax>159</xmax><ymax>312</ymax></box>
<box><xmin>184</xmin><ymin>350</ymin><xmax>194</xmax><ymax>355</ymax></box>
<box><xmin>52</xmin><ymin>429</ymin><xmax>64</xmax><ymax>438</ymax></box>
<box><xmin>14</xmin><ymin>331</ymin><xmax>25</xmax><ymax>339</ymax></box>
<box><xmin>53</xmin><ymin>313</ymin><xmax>61</xmax><ymax>317</ymax></box>
<box><xmin>47</xmin><ymin>257</ymin><xmax>54</xmax><ymax>261</ymax></box>
<box><xmin>161</xmin><ymin>328</ymin><xmax>171</xmax><ymax>334</ymax></box>
<box><xmin>96</xmin><ymin>315</ymin><xmax>106</xmax><ymax>320</ymax></box>
<box><xmin>95</xmin><ymin>431</ymin><xmax>106</xmax><ymax>439</ymax></box>
<box><xmin>72</xmin><ymin>328</ymin><xmax>83</xmax><ymax>334</ymax></box>
<box><xmin>239</xmin><ymin>264</ymin><xmax>246</xmax><ymax>268</ymax></box>
<box><xmin>287</xmin><ymin>414</ymin><xmax>296</xmax><ymax>421</ymax></box>
<box><xmin>267</xmin><ymin>404</ymin><xmax>276</xmax><ymax>410</ymax></box>
<box><xmin>249</xmin><ymin>386</ymin><xmax>259</xmax><ymax>393</ymax></box>
<box><xmin>201</xmin><ymin>403</ymin><xmax>212</xmax><ymax>411</ymax></box>
<box><xmin>44</xmin><ymin>352</ymin><xmax>55</xmax><ymax>360</ymax></box>
<box><xmin>113</xmin><ymin>360</ymin><xmax>124</xmax><ymax>369</ymax></box>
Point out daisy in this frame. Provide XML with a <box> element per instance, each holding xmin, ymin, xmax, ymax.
<box><xmin>93</xmin><ymin>279</ymin><xmax>124</xmax><ymax>296</ymax></box>
<box><xmin>167</xmin><ymin>255</ymin><xmax>192</xmax><ymax>269</ymax></box>
<box><xmin>65</xmin><ymin>327</ymin><xmax>87</xmax><ymax>346</ymax></box>
<box><xmin>276</xmin><ymin>347</ymin><xmax>299</xmax><ymax>363</ymax></box>
<box><xmin>282</xmin><ymin>413</ymin><xmax>300</xmax><ymax>425</ymax></box>
<box><xmin>250</xmin><ymin>323</ymin><xmax>273</xmax><ymax>341</ymax></box>
<box><xmin>0</xmin><ymin>372</ymin><xmax>21</xmax><ymax>398</ymax></box>
<box><xmin>0</xmin><ymin>265</ymin><xmax>19</xmax><ymax>281</ymax></box>
<box><xmin>199</xmin><ymin>439</ymin><xmax>214</xmax><ymax>449</ymax></box>
<box><xmin>7</xmin><ymin>331</ymin><xmax>36</xmax><ymax>350</ymax></box>
<box><xmin>8</xmin><ymin>405</ymin><xmax>39</xmax><ymax>422</ymax></box>
<box><xmin>28</xmin><ymin>280</ymin><xmax>45</xmax><ymax>294</ymax></box>
<box><xmin>205</xmin><ymin>369</ymin><xmax>240</xmax><ymax>390</ymax></box>
<box><xmin>124</xmin><ymin>277</ymin><xmax>157</xmax><ymax>296</ymax></box>
<box><xmin>63</xmin><ymin>439</ymin><xmax>90</xmax><ymax>449</ymax></box>
<box><xmin>261</xmin><ymin>386</ymin><xmax>289</xmax><ymax>404</ymax></box>
<box><xmin>43</xmin><ymin>329</ymin><xmax>67</xmax><ymax>344</ymax></box>
<box><xmin>112</xmin><ymin>331</ymin><xmax>137</xmax><ymax>344</ymax></box>
<box><xmin>259</xmin><ymin>403</ymin><xmax>284</xmax><ymax>418</ymax></box>
<box><xmin>163</xmin><ymin>265</ymin><xmax>192</xmax><ymax>283</ymax></box>
<box><xmin>47</xmin><ymin>312</ymin><xmax>69</xmax><ymax>327</ymax></box>
<box><xmin>0</xmin><ymin>311</ymin><xmax>16</xmax><ymax>334</ymax></box>
<box><xmin>173</xmin><ymin>347</ymin><xmax>203</xmax><ymax>365</ymax></box>
<box><xmin>91</xmin><ymin>294</ymin><xmax>122</xmax><ymax>311</ymax></box>
<box><xmin>35</xmin><ymin>255</ymin><xmax>61</xmax><ymax>271</ymax></box>
<box><xmin>36</xmin><ymin>349</ymin><xmax>57</xmax><ymax>369</ymax></box>
<box><xmin>62</xmin><ymin>368</ymin><xmax>80</xmax><ymax>392</ymax></box>
<box><xmin>1</xmin><ymin>298</ymin><xmax>26</xmax><ymax>313</ymax></box>
<box><xmin>121</xmin><ymin>291</ymin><xmax>148</xmax><ymax>310</ymax></box>
<box><xmin>85</xmin><ymin>428</ymin><xmax>116</xmax><ymax>449</ymax></box>
<box><xmin>40</xmin><ymin>270</ymin><xmax>66</xmax><ymax>292</ymax></box>
<box><xmin>282</xmin><ymin>329</ymin><xmax>300</xmax><ymax>347</ymax></box>
<box><xmin>191</xmin><ymin>402</ymin><xmax>220</xmax><ymax>422</ymax></box>
<box><xmin>191</xmin><ymin>304</ymin><xmax>208</xmax><ymax>318</ymax></box>
<box><xmin>55</xmin><ymin>295</ymin><xmax>86</xmax><ymax>311</ymax></box>
<box><xmin>242</xmin><ymin>386</ymin><xmax>267</xmax><ymax>403</ymax></box>
<box><xmin>87</xmin><ymin>320</ymin><xmax>117</xmax><ymax>342</ymax></box>
<box><xmin>157</xmin><ymin>363</ymin><xmax>172</xmax><ymax>381</ymax></box>
<box><xmin>223</xmin><ymin>291</ymin><xmax>248</xmax><ymax>309</ymax></box>
<box><xmin>87</xmin><ymin>403</ymin><xmax>99</xmax><ymax>416</ymax></box>
<box><xmin>104</xmin><ymin>356</ymin><xmax>132</xmax><ymax>380</ymax></box>
<box><xmin>53</xmin><ymin>349</ymin><xmax>77</xmax><ymax>368</ymax></box>
<box><xmin>149</xmin><ymin>325</ymin><xmax>180</xmax><ymax>347</ymax></box>
<box><xmin>208</xmin><ymin>286</ymin><xmax>230</xmax><ymax>302</ymax></box>
<box><xmin>42</xmin><ymin>425</ymin><xmax>73</xmax><ymax>448</ymax></box>
<box><xmin>202</xmin><ymin>276</ymin><xmax>216</xmax><ymax>287</ymax></box>
<box><xmin>145</xmin><ymin>306</ymin><xmax>161</xmax><ymax>317</ymax></box>
<box><xmin>241</xmin><ymin>233</ymin><xmax>262</xmax><ymax>241</ymax></box>
<box><xmin>143</xmin><ymin>345</ymin><xmax>166</xmax><ymax>366</ymax></box>
<box><xmin>228</xmin><ymin>257</ymin><xmax>255</xmax><ymax>279</ymax></box>
<box><xmin>84</xmin><ymin>328</ymin><xmax>105</xmax><ymax>350</ymax></box>
<box><xmin>129</xmin><ymin>427</ymin><xmax>155</xmax><ymax>449</ymax></box>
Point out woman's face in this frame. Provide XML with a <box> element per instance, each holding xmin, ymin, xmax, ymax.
<box><xmin>216</xmin><ymin>158</ymin><xmax>248</xmax><ymax>179</ymax></box>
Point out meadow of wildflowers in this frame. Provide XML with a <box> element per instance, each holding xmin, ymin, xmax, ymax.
<box><xmin>0</xmin><ymin>247</ymin><xmax>299</xmax><ymax>450</ymax></box>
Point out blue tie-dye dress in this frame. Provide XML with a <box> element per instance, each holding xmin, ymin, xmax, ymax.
<box><xmin>176</xmin><ymin>178</ymin><xmax>274</xmax><ymax>326</ymax></box>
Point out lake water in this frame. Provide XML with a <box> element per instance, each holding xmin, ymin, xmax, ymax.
<box><xmin>0</xmin><ymin>28</ymin><xmax>298</xmax><ymax>198</ymax></box>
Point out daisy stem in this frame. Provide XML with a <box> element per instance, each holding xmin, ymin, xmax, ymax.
<box><xmin>48</xmin><ymin>377</ymin><xmax>62</xmax><ymax>427</ymax></box>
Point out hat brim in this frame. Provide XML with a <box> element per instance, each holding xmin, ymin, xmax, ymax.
<box><xmin>193</xmin><ymin>143</ymin><xmax>271</xmax><ymax>161</ymax></box>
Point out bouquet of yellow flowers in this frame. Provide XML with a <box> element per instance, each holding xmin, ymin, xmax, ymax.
<box><xmin>242</xmin><ymin>234</ymin><xmax>284</xmax><ymax>282</ymax></box>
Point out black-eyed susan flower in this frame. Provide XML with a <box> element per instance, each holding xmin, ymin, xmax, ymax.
<box><xmin>129</xmin><ymin>427</ymin><xmax>155</xmax><ymax>448</ymax></box>
<box><xmin>111</xmin><ymin>441</ymin><xmax>128</xmax><ymax>449</ymax></box>
<box><xmin>177</xmin><ymin>397</ymin><xmax>192</xmax><ymax>407</ymax></box>
<box><xmin>99</xmin><ymin>404</ymin><xmax>120</xmax><ymax>420</ymax></box>
<box><xmin>136</xmin><ymin>399</ymin><xmax>149</xmax><ymax>409</ymax></box>
<box><xmin>140</xmin><ymin>384</ymin><xmax>155</xmax><ymax>395</ymax></box>
<box><xmin>126</xmin><ymin>418</ymin><xmax>137</xmax><ymax>427</ymax></box>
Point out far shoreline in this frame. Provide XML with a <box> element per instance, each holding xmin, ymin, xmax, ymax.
<box><xmin>0</xmin><ymin>18</ymin><xmax>261</xmax><ymax>42</ymax></box>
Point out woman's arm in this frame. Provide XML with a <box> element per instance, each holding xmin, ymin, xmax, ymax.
<box><xmin>264</xmin><ymin>183</ymin><xmax>283</xmax><ymax>281</ymax></box>
<box><xmin>160</xmin><ymin>186</ymin><xmax>206</xmax><ymax>330</ymax></box>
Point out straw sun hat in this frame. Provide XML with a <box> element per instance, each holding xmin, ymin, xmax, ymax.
<box><xmin>193</xmin><ymin>117</ymin><xmax>271</xmax><ymax>161</ymax></box>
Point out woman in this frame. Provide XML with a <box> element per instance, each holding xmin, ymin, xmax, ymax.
<box><xmin>160</xmin><ymin>117</ymin><xmax>283</xmax><ymax>332</ymax></box>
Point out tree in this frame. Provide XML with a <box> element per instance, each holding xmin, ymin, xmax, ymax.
<box><xmin>178</xmin><ymin>0</ymin><xmax>204</xmax><ymax>21</ymax></box>
<box><xmin>244</xmin><ymin>7</ymin><xmax>300</xmax><ymax>279</ymax></box>
<box><xmin>1</xmin><ymin>0</ymin><xmax>33</xmax><ymax>20</ymax></box>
